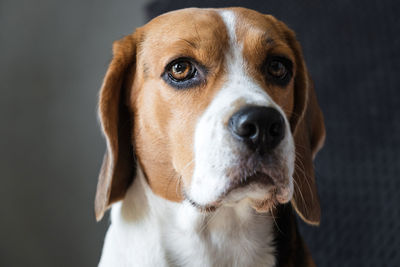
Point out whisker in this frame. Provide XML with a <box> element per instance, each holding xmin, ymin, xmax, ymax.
<box><xmin>294</xmin><ymin>151</ymin><xmax>314</xmax><ymax>204</ymax></box>
<box><xmin>292</xmin><ymin>175</ymin><xmax>308</xmax><ymax>214</ymax></box>
<box><xmin>270</xmin><ymin>205</ymin><xmax>283</xmax><ymax>235</ymax></box>
<box><xmin>199</xmin><ymin>208</ymin><xmax>221</xmax><ymax>235</ymax></box>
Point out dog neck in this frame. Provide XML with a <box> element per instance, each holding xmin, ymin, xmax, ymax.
<box><xmin>101</xmin><ymin>167</ymin><xmax>279</xmax><ymax>267</ymax></box>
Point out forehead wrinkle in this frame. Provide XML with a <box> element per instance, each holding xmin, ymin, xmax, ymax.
<box><xmin>177</xmin><ymin>37</ymin><xmax>198</xmax><ymax>49</ymax></box>
<box><xmin>226</xmin><ymin>9</ymin><xmax>289</xmax><ymax>52</ymax></box>
<box><xmin>162</xmin><ymin>41</ymin><xmax>198</xmax><ymax>59</ymax></box>
<box><xmin>140</xmin><ymin>12</ymin><xmax>228</xmax><ymax>74</ymax></box>
<box><xmin>249</xmin><ymin>35</ymin><xmax>295</xmax><ymax>63</ymax></box>
<box><xmin>245</xmin><ymin>30</ymin><xmax>275</xmax><ymax>52</ymax></box>
<box><xmin>226</xmin><ymin>16</ymin><xmax>296</xmax><ymax>67</ymax></box>
<box><xmin>261</xmin><ymin>33</ymin><xmax>275</xmax><ymax>45</ymax></box>
<box><xmin>235</xmin><ymin>20</ymin><xmax>277</xmax><ymax>49</ymax></box>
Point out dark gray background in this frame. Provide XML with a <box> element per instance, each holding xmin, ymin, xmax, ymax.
<box><xmin>1</xmin><ymin>0</ymin><xmax>399</xmax><ymax>266</ymax></box>
<box><xmin>1</xmin><ymin>1</ymin><xmax>147</xmax><ymax>266</ymax></box>
<box><xmin>147</xmin><ymin>0</ymin><xmax>400</xmax><ymax>266</ymax></box>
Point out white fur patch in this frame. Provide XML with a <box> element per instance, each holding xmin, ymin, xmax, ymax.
<box><xmin>188</xmin><ymin>10</ymin><xmax>294</xmax><ymax>206</ymax></box>
<box><xmin>100</xmin><ymin>168</ymin><xmax>276</xmax><ymax>267</ymax></box>
<box><xmin>99</xmin><ymin>9</ymin><xmax>296</xmax><ymax>267</ymax></box>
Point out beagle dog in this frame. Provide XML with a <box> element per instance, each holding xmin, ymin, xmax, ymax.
<box><xmin>95</xmin><ymin>7</ymin><xmax>325</xmax><ymax>267</ymax></box>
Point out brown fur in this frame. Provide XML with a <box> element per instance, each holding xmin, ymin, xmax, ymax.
<box><xmin>95</xmin><ymin>7</ymin><xmax>325</xmax><ymax>266</ymax></box>
<box><xmin>95</xmin><ymin>6</ymin><xmax>325</xmax><ymax>233</ymax></box>
<box><xmin>225</xmin><ymin>7</ymin><xmax>325</xmax><ymax>224</ymax></box>
<box><xmin>131</xmin><ymin>9</ymin><xmax>230</xmax><ymax>202</ymax></box>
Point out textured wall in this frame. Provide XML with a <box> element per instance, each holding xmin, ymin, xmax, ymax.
<box><xmin>2</xmin><ymin>0</ymin><xmax>399</xmax><ymax>266</ymax></box>
<box><xmin>0</xmin><ymin>1</ymin><xmax>148</xmax><ymax>266</ymax></box>
<box><xmin>146</xmin><ymin>1</ymin><xmax>400</xmax><ymax>266</ymax></box>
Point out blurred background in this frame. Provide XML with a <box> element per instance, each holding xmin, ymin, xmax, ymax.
<box><xmin>1</xmin><ymin>0</ymin><xmax>399</xmax><ymax>266</ymax></box>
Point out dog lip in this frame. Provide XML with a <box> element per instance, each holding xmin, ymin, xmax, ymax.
<box><xmin>233</xmin><ymin>172</ymin><xmax>274</xmax><ymax>188</ymax></box>
<box><xmin>220</xmin><ymin>172</ymin><xmax>276</xmax><ymax>200</ymax></box>
<box><xmin>184</xmin><ymin>172</ymin><xmax>287</xmax><ymax>212</ymax></box>
<box><xmin>275</xmin><ymin>186</ymin><xmax>293</xmax><ymax>204</ymax></box>
<box><xmin>183</xmin><ymin>191</ymin><xmax>221</xmax><ymax>213</ymax></box>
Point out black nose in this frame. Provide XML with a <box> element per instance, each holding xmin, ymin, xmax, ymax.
<box><xmin>228</xmin><ymin>106</ymin><xmax>285</xmax><ymax>154</ymax></box>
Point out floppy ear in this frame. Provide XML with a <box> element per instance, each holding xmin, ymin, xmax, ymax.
<box><xmin>291</xmin><ymin>76</ymin><xmax>325</xmax><ymax>225</ymax></box>
<box><xmin>280</xmin><ymin>25</ymin><xmax>326</xmax><ymax>225</ymax></box>
<box><xmin>95</xmin><ymin>34</ymin><xmax>138</xmax><ymax>221</ymax></box>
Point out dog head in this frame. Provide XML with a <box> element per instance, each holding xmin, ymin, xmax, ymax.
<box><xmin>95</xmin><ymin>7</ymin><xmax>325</xmax><ymax>225</ymax></box>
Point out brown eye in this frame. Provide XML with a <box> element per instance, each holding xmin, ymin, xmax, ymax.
<box><xmin>163</xmin><ymin>58</ymin><xmax>204</xmax><ymax>89</ymax></box>
<box><xmin>169</xmin><ymin>61</ymin><xmax>195</xmax><ymax>81</ymax></box>
<box><xmin>264</xmin><ymin>56</ymin><xmax>292</xmax><ymax>86</ymax></box>
<box><xmin>267</xmin><ymin>60</ymin><xmax>287</xmax><ymax>79</ymax></box>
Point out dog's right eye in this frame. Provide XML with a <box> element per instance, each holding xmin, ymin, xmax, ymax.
<box><xmin>163</xmin><ymin>58</ymin><xmax>205</xmax><ymax>89</ymax></box>
<box><xmin>168</xmin><ymin>61</ymin><xmax>195</xmax><ymax>81</ymax></box>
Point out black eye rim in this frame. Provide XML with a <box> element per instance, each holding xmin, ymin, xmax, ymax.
<box><xmin>162</xmin><ymin>57</ymin><xmax>206</xmax><ymax>90</ymax></box>
<box><xmin>263</xmin><ymin>55</ymin><xmax>293</xmax><ymax>87</ymax></box>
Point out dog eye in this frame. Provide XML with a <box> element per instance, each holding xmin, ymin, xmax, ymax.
<box><xmin>168</xmin><ymin>60</ymin><xmax>196</xmax><ymax>82</ymax></box>
<box><xmin>268</xmin><ymin>60</ymin><xmax>287</xmax><ymax>79</ymax></box>
<box><xmin>163</xmin><ymin>58</ymin><xmax>206</xmax><ymax>89</ymax></box>
<box><xmin>265</xmin><ymin>56</ymin><xmax>293</xmax><ymax>86</ymax></box>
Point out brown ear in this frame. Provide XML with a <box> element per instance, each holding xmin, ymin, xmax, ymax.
<box><xmin>280</xmin><ymin>25</ymin><xmax>326</xmax><ymax>225</ymax></box>
<box><xmin>95</xmin><ymin>34</ymin><xmax>138</xmax><ymax>221</ymax></box>
<box><xmin>291</xmin><ymin>77</ymin><xmax>325</xmax><ymax>225</ymax></box>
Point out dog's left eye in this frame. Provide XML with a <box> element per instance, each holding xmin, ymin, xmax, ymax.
<box><xmin>264</xmin><ymin>56</ymin><xmax>293</xmax><ymax>86</ymax></box>
<box><xmin>268</xmin><ymin>60</ymin><xmax>287</xmax><ymax>79</ymax></box>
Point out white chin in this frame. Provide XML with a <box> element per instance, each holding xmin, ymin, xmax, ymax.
<box><xmin>222</xmin><ymin>183</ymin><xmax>276</xmax><ymax>204</ymax></box>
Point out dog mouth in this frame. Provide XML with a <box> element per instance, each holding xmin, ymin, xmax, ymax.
<box><xmin>185</xmin><ymin>171</ymin><xmax>292</xmax><ymax>213</ymax></box>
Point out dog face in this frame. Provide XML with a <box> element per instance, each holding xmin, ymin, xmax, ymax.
<box><xmin>95</xmin><ymin>7</ymin><xmax>325</xmax><ymax>225</ymax></box>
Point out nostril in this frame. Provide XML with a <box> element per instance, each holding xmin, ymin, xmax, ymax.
<box><xmin>229</xmin><ymin>113</ymin><xmax>259</xmax><ymax>139</ymax></box>
<box><xmin>237</xmin><ymin>121</ymin><xmax>258</xmax><ymax>138</ymax></box>
<box><xmin>269</xmin><ymin>121</ymin><xmax>283</xmax><ymax>138</ymax></box>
